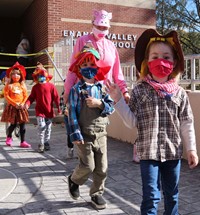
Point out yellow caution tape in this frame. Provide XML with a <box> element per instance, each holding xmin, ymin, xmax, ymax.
<box><xmin>0</xmin><ymin>65</ymin><xmax>52</xmax><ymax>70</ymax></box>
<box><xmin>0</xmin><ymin>52</ymin><xmax>46</xmax><ymax>57</ymax></box>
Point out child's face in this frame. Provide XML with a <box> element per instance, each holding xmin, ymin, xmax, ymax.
<box><xmin>80</xmin><ymin>57</ymin><xmax>98</xmax><ymax>69</ymax></box>
<box><xmin>147</xmin><ymin>42</ymin><xmax>176</xmax><ymax>82</ymax></box>
<box><xmin>148</xmin><ymin>42</ymin><xmax>174</xmax><ymax>63</ymax></box>
<box><xmin>80</xmin><ymin>57</ymin><xmax>98</xmax><ymax>83</ymax></box>
<box><xmin>11</xmin><ymin>69</ymin><xmax>21</xmax><ymax>83</ymax></box>
<box><xmin>38</xmin><ymin>75</ymin><xmax>46</xmax><ymax>84</ymax></box>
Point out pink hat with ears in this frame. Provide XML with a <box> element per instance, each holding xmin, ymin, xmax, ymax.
<box><xmin>93</xmin><ymin>9</ymin><xmax>112</xmax><ymax>27</ymax></box>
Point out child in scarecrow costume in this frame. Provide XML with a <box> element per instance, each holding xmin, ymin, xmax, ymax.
<box><xmin>106</xmin><ymin>29</ymin><xmax>199</xmax><ymax>215</ymax></box>
<box><xmin>25</xmin><ymin>62</ymin><xmax>61</xmax><ymax>153</ymax></box>
<box><xmin>1</xmin><ymin>62</ymin><xmax>31</xmax><ymax>148</ymax></box>
<box><xmin>67</xmin><ymin>46</ymin><xmax>114</xmax><ymax>210</ymax></box>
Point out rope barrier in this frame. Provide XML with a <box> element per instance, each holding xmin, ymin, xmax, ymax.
<box><xmin>0</xmin><ymin>49</ymin><xmax>63</xmax><ymax>81</ymax></box>
<box><xmin>0</xmin><ymin>51</ymin><xmax>52</xmax><ymax>57</ymax></box>
<box><xmin>0</xmin><ymin>50</ymin><xmax>53</xmax><ymax>70</ymax></box>
<box><xmin>0</xmin><ymin>65</ymin><xmax>52</xmax><ymax>70</ymax></box>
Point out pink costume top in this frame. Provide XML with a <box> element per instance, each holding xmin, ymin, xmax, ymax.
<box><xmin>64</xmin><ymin>34</ymin><xmax>128</xmax><ymax>95</ymax></box>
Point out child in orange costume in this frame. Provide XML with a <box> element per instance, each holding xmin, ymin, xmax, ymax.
<box><xmin>1</xmin><ymin>62</ymin><xmax>31</xmax><ymax>148</ymax></box>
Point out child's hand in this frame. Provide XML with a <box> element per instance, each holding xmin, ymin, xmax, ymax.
<box><xmin>106</xmin><ymin>80</ymin><xmax>122</xmax><ymax>103</ymax></box>
<box><xmin>24</xmin><ymin>103</ymin><xmax>29</xmax><ymax>109</ymax></box>
<box><xmin>64</xmin><ymin>106</ymin><xmax>69</xmax><ymax>116</ymax></box>
<box><xmin>16</xmin><ymin>103</ymin><xmax>23</xmax><ymax>109</ymax></box>
<box><xmin>123</xmin><ymin>92</ymin><xmax>130</xmax><ymax>104</ymax></box>
<box><xmin>187</xmin><ymin>150</ymin><xmax>199</xmax><ymax>169</ymax></box>
<box><xmin>85</xmin><ymin>97</ymin><xmax>102</xmax><ymax>108</ymax></box>
<box><xmin>57</xmin><ymin>109</ymin><xmax>62</xmax><ymax>115</ymax></box>
<box><xmin>72</xmin><ymin>140</ymin><xmax>84</xmax><ymax>145</ymax></box>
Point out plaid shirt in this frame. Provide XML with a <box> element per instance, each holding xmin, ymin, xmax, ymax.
<box><xmin>68</xmin><ymin>80</ymin><xmax>114</xmax><ymax>142</ymax></box>
<box><xmin>129</xmin><ymin>81</ymin><xmax>194</xmax><ymax>162</ymax></box>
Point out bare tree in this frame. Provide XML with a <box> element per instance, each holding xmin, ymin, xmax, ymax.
<box><xmin>195</xmin><ymin>0</ymin><xmax>200</xmax><ymax>17</ymax></box>
<box><xmin>156</xmin><ymin>0</ymin><xmax>200</xmax><ymax>54</ymax></box>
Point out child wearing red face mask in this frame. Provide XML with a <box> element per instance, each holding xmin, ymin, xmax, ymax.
<box><xmin>1</xmin><ymin>62</ymin><xmax>31</xmax><ymax>148</ymax></box>
<box><xmin>106</xmin><ymin>29</ymin><xmax>199</xmax><ymax>215</ymax></box>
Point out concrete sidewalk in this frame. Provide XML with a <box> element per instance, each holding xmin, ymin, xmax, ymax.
<box><xmin>0</xmin><ymin>122</ymin><xmax>200</xmax><ymax>215</ymax></box>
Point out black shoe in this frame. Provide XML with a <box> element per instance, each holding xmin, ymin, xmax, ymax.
<box><xmin>91</xmin><ymin>195</ymin><xmax>107</xmax><ymax>210</ymax></box>
<box><xmin>44</xmin><ymin>142</ymin><xmax>50</xmax><ymax>151</ymax></box>
<box><xmin>68</xmin><ymin>175</ymin><xmax>80</xmax><ymax>200</ymax></box>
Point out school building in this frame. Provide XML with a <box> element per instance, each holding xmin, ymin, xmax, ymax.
<box><xmin>1</xmin><ymin>1</ymin><xmax>200</xmax><ymax>159</ymax></box>
<box><xmin>0</xmin><ymin>0</ymin><xmax>156</xmax><ymax>80</ymax></box>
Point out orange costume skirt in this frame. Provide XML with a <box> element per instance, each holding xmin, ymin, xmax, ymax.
<box><xmin>1</xmin><ymin>104</ymin><xmax>29</xmax><ymax>124</ymax></box>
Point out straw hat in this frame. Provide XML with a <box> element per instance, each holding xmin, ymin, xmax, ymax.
<box><xmin>135</xmin><ymin>29</ymin><xmax>184</xmax><ymax>74</ymax></box>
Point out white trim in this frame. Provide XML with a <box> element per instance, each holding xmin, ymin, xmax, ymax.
<box><xmin>61</xmin><ymin>18</ymin><xmax>155</xmax><ymax>29</ymax></box>
<box><xmin>77</xmin><ymin>0</ymin><xmax>155</xmax><ymax>9</ymax></box>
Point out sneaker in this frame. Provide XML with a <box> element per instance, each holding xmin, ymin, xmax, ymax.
<box><xmin>38</xmin><ymin>144</ymin><xmax>44</xmax><ymax>153</ymax></box>
<box><xmin>6</xmin><ymin>137</ymin><xmax>12</xmax><ymax>146</ymax></box>
<box><xmin>44</xmin><ymin>142</ymin><xmax>50</xmax><ymax>151</ymax></box>
<box><xmin>20</xmin><ymin>141</ymin><xmax>31</xmax><ymax>148</ymax></box>
<box><xmin>68</xmin><ymin>148</ymin><xmax>74</xmax><ymax>158</ymax></box>
<box><xmin>68</xmin><ymin>175</ymin><xmax>80</xmax><ymax>200</ymax></box>
<box><xmin>91</xmin><ymin>195</ymin><xmax>107</xmax><ymax>210</ymax></box>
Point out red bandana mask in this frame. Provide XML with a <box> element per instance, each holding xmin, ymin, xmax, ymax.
<box><xmin>148</xmin><ymin>59</ymin><xmax>173</xmax><ymax>78</ymax></box>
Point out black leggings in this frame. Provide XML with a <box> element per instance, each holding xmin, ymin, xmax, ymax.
<box><xmin>7</xmin><ymin>123</ymin><xmax>26</xmax><ymax>143</ymax></box>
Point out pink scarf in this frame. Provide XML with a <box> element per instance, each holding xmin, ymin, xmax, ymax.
<box><xmin>144</xmin><ymin>75</ymin><xmax>179</xmax><ymax>100</ymax></box>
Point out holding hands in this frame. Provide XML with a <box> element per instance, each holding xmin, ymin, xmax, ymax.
<box><xmin>16</xmin><ymin>103</ymin><xmax>26</xmax><ymax>110</ymax></box>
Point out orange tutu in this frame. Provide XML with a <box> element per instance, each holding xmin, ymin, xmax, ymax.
<box><xmin>1</xmin><ymin>104</ymin><xmax>29</xmax><ymax>124</ymax></box>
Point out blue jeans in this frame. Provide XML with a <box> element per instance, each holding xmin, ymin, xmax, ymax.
<box><xmin>140</xmin><ymin>160</ymin><xmax>181</xmax><ymax>215</ymax></box>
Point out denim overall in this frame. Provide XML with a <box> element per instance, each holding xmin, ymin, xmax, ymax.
<box><xmin>71</xmin><ymin>100</ymin><xmax>109</xmax><ymax>196</ymax></box>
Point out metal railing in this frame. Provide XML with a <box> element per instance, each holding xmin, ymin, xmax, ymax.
<box><xmin>121</xmin><ymin>54</ymin><xmax>200</xmax><ymax>91</ymax></box>
<box><xmin>182</xmin><ymin>54</ymin><xmax>200</xmax><ymax>90</ymax></box>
